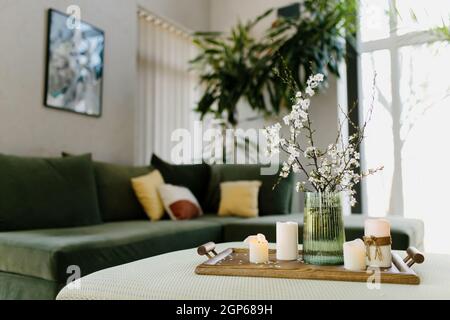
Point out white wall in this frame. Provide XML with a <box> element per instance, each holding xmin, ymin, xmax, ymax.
<box><xmin>0</xmin><ymin>0</ymin><xmax>210</xmax><ymax>164</ymax></box>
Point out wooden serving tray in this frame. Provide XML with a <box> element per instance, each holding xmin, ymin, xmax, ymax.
<box><xmin>195</xmin><ymin>243</ymin><xmax>424</xmax><ymax>285</ymax></box>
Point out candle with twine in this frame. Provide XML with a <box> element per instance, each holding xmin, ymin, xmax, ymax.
<box><xmin>363</xmin><ymin>219</ymin><xmax>392</xmax><ymax>268</ymax></box>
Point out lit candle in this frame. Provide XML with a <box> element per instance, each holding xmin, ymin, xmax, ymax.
<box><xmin>343</xmin><ymin>239</ymin><xmax>366</xmax><ymax>271</ymax></box>
<box><xmin>276</xmin><ymin>222</ymin><xmax>299</xmax><ymax>261</ymax></box>
<box><xmin>364</xmin><ymin>218</ymin><xmax>392</xmax><ymax>268</ymax></box>
<box><xmin>244</xmin><ymin>234</ymin><xmax>269</xmax><ymax>264</ymax></box>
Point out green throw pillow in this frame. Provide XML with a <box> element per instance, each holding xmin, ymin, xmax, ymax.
<box><xmin>150</xmin><ymin>154</ymin><xmax>210</xmax><ymax>204</ymax></box>
<box><xmin>62</xmin><ymin>153</ymin><xmax>153</xmax><ymax>222</ymax></box>
<box><xmin>0</xmin><ymin>154</ymin><xmax>102</xmax><ymax>231</ymax></box>
<box><xmin>204</xmin><ymin>164</ymin><xmax>294</xmax><ymax>216</ymax></box>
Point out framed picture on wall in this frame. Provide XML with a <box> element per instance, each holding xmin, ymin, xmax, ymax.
<box><xmin>44</xmin><ymin>9</ymin><xmax>105</xmax><ymax>117</ymax></box>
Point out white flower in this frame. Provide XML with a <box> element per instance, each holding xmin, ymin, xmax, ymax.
<box><xmin>295</xmin><ymin>181</ymin><xmax>306</xmax><ymax>192</ymax></box>
<box><xmin>294</xmin><ymin>119</ymin><xmax>302</xmax><ymax>129</ymax></box>
<box><xmin>288</xmin><ymin>154</ymin><xmax>296</xmax><ymax>165</ymax></box>
<box><xmin>280</xmin><ymin>171</ymin><xmax>289</xmax><ymax>178</ymax></box>
<box><xmin>264</xmin><ymin>72</ymin><xmax>380</xmax><ymax>200</ymax></box>
<box><xmin>307</xmin><ymin>73</ymin><xmax>324</xmax><ymax>90</ymax></box>
<box><xmin>305</xmin><ymin>86</ymin><xmax>315</xmax><ymax>97</ymax></box>
<box><xmin>304</xmin><ymin>146</ymin><xmax>317</xmax><ymax>158</ymax></box>
<box><xmin>300</xmin><ymin>99</ymin><xmax>311</xmax><ymax>110</ymax></box>
<box><xmin>286</xmin><ymin>144</ymin><xmax>300</xmax><ymax>157</ymax></box>
<box><xmin>314</xmin><ymin>73</ymin><xmax>324</xmax><ymax>82</ymax></box>
<box><xmin>298</xmin><ymin>109</ymin><xmax>308</xmax><ymax>121</ymax></box>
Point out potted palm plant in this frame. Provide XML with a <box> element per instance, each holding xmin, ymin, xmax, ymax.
<box><xmin>190</xmin><ymin>0</ymin><xmax>357</xmax><ymax>127</ymax></box>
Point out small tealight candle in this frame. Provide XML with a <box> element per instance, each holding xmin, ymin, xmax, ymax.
<box><xmin>276</xmin><ymin>222</ymin><xmax>299</xmax><ymax>261</ymax></box>
<box><xmin>343</xmin><ymin>239</ymin><xmax>366</xmax><ymax>271</ymax></box>
<box><xmin>244</xmin><ymin>234</ymin><xmax>269</xmax><ymax>264</ymax></box>
<box><xmin>364</xmin><ymin>218</ymin><xmax>392</xmax><ymax>268</ymax></box>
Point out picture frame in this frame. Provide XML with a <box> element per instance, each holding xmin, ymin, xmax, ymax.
<box><xmin>44</xmin><ymin>9</ymin><xmax>105</xmax><ymax>117</ymax></box>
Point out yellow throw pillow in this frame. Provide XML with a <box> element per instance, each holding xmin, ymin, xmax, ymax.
<box><xmin>131</xmin><ymin>170</ymin><xmax>165</xmax><ymax>221</ymax></box>
<box><xmin>218</xmin><ymin>181</ymin><xmax>262</xmax><ymax>218</ymax></box>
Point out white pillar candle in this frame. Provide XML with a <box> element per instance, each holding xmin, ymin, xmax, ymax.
<box><xmin>343</xmin><ymin>239</ymin><xmax>366</xmax><ymax>271</ymax></box>
<box><xmin>276</xmin><ymin>222</ymin><xmax>299</xmax><ymax>261</ymax></box>
<box><xmin>244</xmin><ymin>234</ymin><xmax>269</xmax><ymax>264</ymax></box>
<box><xmin>364</xmin><ymin>218</ymin><xmax>392</xmax><ymax>268</ymax></box>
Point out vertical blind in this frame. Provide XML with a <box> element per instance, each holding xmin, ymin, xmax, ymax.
<box><xmin>137</xmin><ymin>9</ymin><xmax>199</xmax><ymax>164</ymax></box>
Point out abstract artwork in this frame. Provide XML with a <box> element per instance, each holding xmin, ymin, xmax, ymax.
<box><xmin>44</xmin><ymin>9</ymin><xmax>105</xmax><ymax>117</ymax></box>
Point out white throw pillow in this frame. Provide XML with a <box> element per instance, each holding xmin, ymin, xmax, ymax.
<box><xmin>157</xmin><ymin>184</ymin><xmax>203</xmax><ymax>221</ymax></box>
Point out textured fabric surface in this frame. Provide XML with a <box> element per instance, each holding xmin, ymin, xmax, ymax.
<box><xmin>221</xmin><ymin>214</ymin><xmax>424</xmax><ymax>250</ymax></box>
<box><xmin>0</xmin><ymin>220</ymin><xmax>222</xmax><ymax>283</ymax></box>
<box><xmin>56</xmin><ymin>242</ymin><xmax>450</xmax><ymax>300</ymax></box>
<box><xmin>62</xmin><ymin>152</ymin><xmax>152</xmax><ymax>221</ymax></box>
<box><xmin>151</xmin><ymin>154</ymin><xmax>211</xmax><ymax>205</ymax></box>
<box><xmin>0</xmin><ymin>271</ymin><xmax>61</xmax><ymax>300</ymax></box>
<box><xmin>204</xmin><ymin>164</ymin><xmax>294</xmax><ymax>216</ymax></box>
<box><xmin>0</xmin><ymin>154</ymin><xmax>101</xmax><ymax>231</ymax></box>
<box><xmin>131</xmin><ymin>170</ymin><xmax>165</xmax><ymax>221</ymax></box>
<box><xmin>218</xmin><ymin>181</ymin><xmax>262</xmax><ymax>218</ymax></box>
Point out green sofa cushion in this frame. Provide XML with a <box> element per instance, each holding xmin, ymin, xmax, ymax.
<box><xmin>203</xmin><ymin>164</ymin><xmax>294</xmax><ymax>216</ymax></box>
<box><xmin>62</xmin><ymin>153</ymin><xmax>152</xmax><ymax>222</ymax></box>
<box><xmin>0</xmin><ymin>154</ymin><xmax>101</xmax><ymax>231</ymax></box>
<box><xmin>0</xmin><ymin>220</ymin><xmax>222</xmax><ymax>282</ymax></box>
<box><xmin>151</xmin><ymin>154</ymin><xmax>210</xmax><ymax>204</ymax></box>
<box><xmin>0</xmin><ymin>272</ymin><xmax>60</xmax><ymax>300</ymax></box>
<box><xmin>219</xmin><ymin>213</ymin><xmax>424</xmax><ymax>250</ymax></box>
<box><xmin>90</xmin><ymin>162</ymin><xmax>153</xmax><ymax>221</ymax></box>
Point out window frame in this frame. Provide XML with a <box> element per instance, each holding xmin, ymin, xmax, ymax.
<box><xmin>356</xmin><ymin>0</ymin><xmax>443</xmax><ymax>216</ymax></box>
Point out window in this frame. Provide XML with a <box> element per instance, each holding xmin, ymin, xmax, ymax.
<box><xmin>358</xmin><ymin>0</ymin><xmax>450</xmax><ymax>253</ymax></box>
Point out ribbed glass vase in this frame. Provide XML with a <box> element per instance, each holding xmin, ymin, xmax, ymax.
<box><xmin>303</xmin><ymin>192</ymin><xmax>345</xmax><ymax>265</ymax></box>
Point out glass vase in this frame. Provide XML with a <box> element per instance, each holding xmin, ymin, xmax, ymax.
<box><xmin>303</xmin><ymin>192</ymin><xmax>346</xmax><ymax>265</ymax></box>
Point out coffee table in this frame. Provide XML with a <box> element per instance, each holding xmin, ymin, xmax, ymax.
<box><xmin>56</xmin><ymin>242</ymin><xmax>450</xmax><ymax>300</ymax></box>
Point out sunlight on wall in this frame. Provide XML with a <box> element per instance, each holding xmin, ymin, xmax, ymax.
<box><xmin>360</xmin><ymin>49</ymin><xmax>394</xmax><ymax>218</ymax></box>
<box><xmin>359</xmin><ymin>0</ymin><xmax>450</xmax><ymax>253</ymax></box>
<box><xmin>400</xmin><ymin>42</ymin><xmax>450</xmax><ymax>254</ymax></box>
<box><xmin>361</xmin><ymin>42</ymin><xmax>450</xmax><ymax>253</ymax></box>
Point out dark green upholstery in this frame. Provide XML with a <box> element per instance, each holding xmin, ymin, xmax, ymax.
<box><xmin>0</xmin><ymin>272</ymin><xmax>60</xmax><ymax>300</ymax></box>
<box><xmin>0</xmin><ymin>154</ymin><xmax>101</xmax><ymax>231</ymax></box>
<box><xmin>217</xmin><ymin>213</ymin><xmax>423</xmax><ymax>251</ymax></box>
<box><xmin>91</xmin><ymin>162</ymin><xmax>152</xmax><ymax>221</ymax></box>
<box><xmin>204</xmin><ymin>164</ymin><xmax>294</xmax><ymax>216</ymax></box>
<box><xmin>151</xmin><ymin>154</ymin><xmax>211</xmax><ymax>204</ymax></box>
<box><xmin>62</xmin><ymin>153</ymin><xmax>153</xmax><ymax>221</ymax></box>
<box><xmin>0</xmin><ymin>220</ymin><xmax>222</xmax><ymax>283</ymax></box>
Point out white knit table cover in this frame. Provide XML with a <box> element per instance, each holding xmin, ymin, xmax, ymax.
<box><xmin>57</xmin><ymin>242</ymin><xmax>450</xmax><ymax>300</ymax></box>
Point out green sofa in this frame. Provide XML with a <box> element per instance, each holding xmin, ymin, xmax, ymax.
<box><xmin>0</xmin><ymin>154</ymin><xmax>424</xmax><ymax>300</ymax></box>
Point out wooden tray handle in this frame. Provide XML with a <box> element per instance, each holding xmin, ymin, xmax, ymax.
<box><xmin>403</xmin><ymin>247</ymin><xmax>425</xmax><ymax>268</ymax></box>
<box><xmin>198</xmin><ymin>242</ymin><xmax>234</xmax><ymax>265</ymax></box>
<box><xmin>197</xmin><ymin>242</ymin><xmax>218</xmax><ymax>259</ymax></box>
